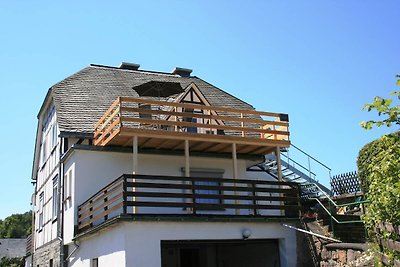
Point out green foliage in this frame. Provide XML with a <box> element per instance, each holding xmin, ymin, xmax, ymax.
<box><xmin>361</xmin><ymin>75</ymin><xmax>400</xmax><ymax>130</ymax></box>
<box><xmin>361</xmin><ymin>91</ymin><xmax>400</xmax><ymax>130</ymax></box>
<box><xmin>357</xmin><ymin>132</ymin><xmax>400</xmax><ymax>265</ymax></box>
<box><xmin>0</xmin><ymin>257</ymin><xmax>23</xmax><ymax>267</ymax></box>
<box><xmin>0</xmin><ymin>211</ymin><xmax>32</xmax><ymax>238</ymax></box>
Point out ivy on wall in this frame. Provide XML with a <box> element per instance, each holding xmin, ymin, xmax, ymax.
<box><xmin>357</xmin><ymin>131</ymin><xmax>400</xmax><ymax>265</ymax></box>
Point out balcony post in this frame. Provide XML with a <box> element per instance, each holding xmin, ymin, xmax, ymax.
<box><xmin>185</xmin><ymin>139</ymin><xmax>193</xmax><ymax>213</ymax></box>
<box><xmin>133</xmin><ymin>135</ymin><xmax>138</xmax><ymax>174</ymax></box>
<box><xmin>232</xmin><ymin>143</ymin><xmax>239</xmax><ymax>215</ymax></box>
<box><xmin>275</xmin><ymin>146</ymin><xmax>284</xmax><ymax>216</ymax></box>
<box><xmin>132</xmin><ymin>135</ymin><xmax>138</xmax><ymax>214</ymax></box>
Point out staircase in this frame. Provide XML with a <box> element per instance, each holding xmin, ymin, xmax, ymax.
<box><xmin>248</xmin><ymin>143</ymin><xmax>368</xmax><ymax>243</ymax></box>
<box><xmin>247</xmin><ymin>144</ymin><xmax>331</xmax><ymax>199</ymax></box>
<box><xmin>317</xmin><ymin>213</ymin><xmax>366</xmax><ymax>243</ymax></box>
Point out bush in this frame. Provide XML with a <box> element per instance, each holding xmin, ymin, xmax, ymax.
<box><xmin>357</xmin><ymin>132</ymin><xmax>400</xmax><ymax>265</ymax></box>
<box><xmin>357</xmin><ymin>132</ymin><xmax>400</xmax><ymax>229</ymax></box>
<box><xmin>0</xmin><ymin>257</ymin><xmax>24</xmax><ymax>267</ymax></box>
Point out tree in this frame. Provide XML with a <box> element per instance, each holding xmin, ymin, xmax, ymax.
<box><xmin>0</xmin><ymin>211</ymin><xmax>32</xmax><ymax>238</ymax></box>
<box><xmin>361</xmin><ymin>75</ymin><xmax>400</xmax><ymax>130</ymax></box>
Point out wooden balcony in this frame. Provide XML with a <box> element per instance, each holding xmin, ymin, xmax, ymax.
<box><xmin>94</xmin><ymin>97</ymin><xmax>290</xmax><ymax>155</ymax></box>
<box><xmin>77</xmin><ymin>174</ymin><xmax>301</xmax><ymax>233</ymax></box>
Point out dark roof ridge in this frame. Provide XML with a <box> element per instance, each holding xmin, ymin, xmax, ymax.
<box><xmin>89</xmin><ymin>63</ymin><xmax>188</xmax><ymax>78</ymax></box>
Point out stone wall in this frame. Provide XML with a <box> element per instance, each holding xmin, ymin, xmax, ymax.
<box><xmin>33</xmin><ymin>239</ymin><xmax>61</xmax><ymax>267</ymax></box>
<box><xmin>320</xmin><ymin>243</ymin><xmax>368</xmax><ymax>267</ymax></box>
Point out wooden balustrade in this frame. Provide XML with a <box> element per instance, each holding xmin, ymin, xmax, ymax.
<box><xmin>77</xmin><ymin>174</ymin><xmax>300</xmax><ymax>233</ymax></box>
<box><xmin>93</xmin><ymin>97</ymin><xmax>290</xmax><ymax>154</ymax></box>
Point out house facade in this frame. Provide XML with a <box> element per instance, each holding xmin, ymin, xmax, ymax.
<box><xmin>30</xmin><ymin>63</ymin><xmax>301</xmax><ymax>267</ymax></box>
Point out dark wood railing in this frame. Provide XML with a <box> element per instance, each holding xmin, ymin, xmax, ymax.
<box><xmin>77</xmin><ymin>174</ymin><xmax>300</xmax><ymax>232</ymax></box>
<box><xmin>26</xmin><ymin>233</ymin><xmax>33</xmax><ymax>256</ymax></box>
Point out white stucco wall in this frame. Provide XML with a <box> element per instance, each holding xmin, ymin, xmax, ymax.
<box><xmin>70</xmin><ymin>220</ymin><xmax>297</xmax><ymax>267</ymax></box>
<box><xmin>63</xmin><ymin>148</ymin><xmax>278</xmax><ymax>245</ymax></box>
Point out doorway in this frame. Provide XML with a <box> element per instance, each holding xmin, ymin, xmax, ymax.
<box><xmin>161</xmin><ymin>239</ymin><xmax>280</xmax><ymax>267</ymax></box>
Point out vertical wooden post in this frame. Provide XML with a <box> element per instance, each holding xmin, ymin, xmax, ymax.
<box><xmin>275</xmin><ymin>146</ymin><xmax>284</xmax><ymax>216</ymax></box>
<box><xmin>185</xmin><ymin>140</ymin><xmax>193</xmax><ymax>213</ymax></box>
<box><xmin>122</xmin><ymin>176</ymin><xmax>127</xmax><ymax>215</ymax></box>
<box><xmin>240</xmin><ymin>113</ymin><xmax>245</xmax><ymax>137</ymax></box>
<box><xmin>232</xmin><ymin>143</ymin><xmax>239</xmax><ymax>215</ymax></box>
<box><xmin>132</xmin><ymin>136</ymin><xmax>138</xmax><ymax>213</ymax></box>
<box><xmin>185</xmin><ymin>140</ymin><xmax>190</xmax><ymax>178</ymax></box>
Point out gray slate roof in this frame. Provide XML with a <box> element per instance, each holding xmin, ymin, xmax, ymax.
<box><xmin>0</xmin><ymin>239</ymin><xmax>26</xmax><ymax>258</ymax></box>
<box><xmin>50</xmin><ymin>65</ymin><xmax>255</xmax><ymax>136</ymax></box>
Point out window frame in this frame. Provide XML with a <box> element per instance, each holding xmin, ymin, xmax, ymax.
<box><xmin>38</xmin><ymin>192</ymin><xmax>44</xmax><ymax>231</ymax></box>
<box><xmin>52</xmin><ymin>175</ymin><xmax>59</xmax><ymax>221</ymax></box>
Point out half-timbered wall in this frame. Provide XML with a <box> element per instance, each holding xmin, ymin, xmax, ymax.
<box><xmin>34</xmin><ymin>102</ymin><xmax>60</xmax><ymax>249</ymax></box>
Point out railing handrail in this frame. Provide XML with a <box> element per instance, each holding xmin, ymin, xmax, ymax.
<box><xmin>309</xmin><ymin>182</ymin><xmax>369</xmax><ymax>208</ymax></box>
<box><xmin>124</xmin><ymin>173</ymin><xmax>300</xmax><ymax>187</ymax></box>
<box><xmin>290</xmin><ymin>143</ymin><xmax>331</xmax><ymax>171</ymax></box>
<box><xmin>119</xmin><ymin>96</ymin><xmax>288</xmax><ymax>119</ymax></box>
<box><xmin>280</xmin><ymin>153</ymin><xmax>317</xmax><ymax>177</ymax></box>
<box><xmin>311</xmin><ymin>197</ymin><xmax>365</xmax><ymax>224</ymax></box>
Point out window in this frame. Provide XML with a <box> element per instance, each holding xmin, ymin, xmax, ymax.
<box><xmin>194</xmin><ymin>180</ymin><xmax>220</xmax><ymax>204</ymax></box>
<box><xmin>49</xmin><ymin>259</ymin><xmax>53</xmax><ymax>267</ymax></box>
<box><xmin>183</xmin><ymin>108</ymin><xmax>197</xmax><ymax>133</ymax></box>
<box><xmin>51</xmin><ymin>124</ymin><xmax>58</xmax><ymax>149</ymax></box>
<box><xmin>40</xmin><ymin>139</ymin><xmax>47</xmax><ymax>166</ymax></box>
<box><xmin>66</xmin><ymin>169</ymin><xmax>72</xmax><ymax>199</ymax></box>
<box><xmin>183</xmin><ymin>169</ymin><xmax>225</xmax><ymax>207</ymax></box>
<box><xmin>138</xmin><ymin>104</ymin><xmax>152</xmax><ymax>120</ymax></box>
<box><xmin>38</xmin><ymin>192</ymin><xmax>44</xmax><ymax>231</ymax></box>
<box><xmin>52</xmin><ymin>176</ymin><xmax>58</xmax><ymax>220</ymax></box>
<box><xmin>91</xmin><ymin>258</ymin><xmax>98</xmax><ymax>267</ymax></box>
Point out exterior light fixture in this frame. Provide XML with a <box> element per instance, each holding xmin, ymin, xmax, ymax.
<box><xmin>242</xmin><ymin>229</ymin><xmax>251</xmax><ymax>239</ymax></box>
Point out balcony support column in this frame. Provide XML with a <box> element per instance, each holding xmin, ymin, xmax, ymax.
<box><xmin>133</xmin><ymin>135</ymin><xmax>138</xmax><ymax>174</ymax></box>
<box><xmin>132</xmin><ymin>135</ymin><xmax>138</xmax><ymax>214</ymax></box>
<box><xmin>275</xmin><ymin>146</ymin><xmax>284</xmax><ymax>216</ymax></box>
<box><xmin>232</xmin><ymin>143</ymin><xmax>240</xmax><ymax>215</ymax></box>
<box><xmin>185</xmin><ymin>140</ymin><xmax>190</xmax><ymax>178</ymax></box>
<box><xmin>184</xmin><ymin>139</ymin><xmax>193</xmax><ymax>213</ymax></box>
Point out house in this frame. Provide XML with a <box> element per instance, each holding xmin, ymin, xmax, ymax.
<box><xmin>30</xmin><ymin>63</ymin><xmax>301</xmax><ymax>267</ymax></box>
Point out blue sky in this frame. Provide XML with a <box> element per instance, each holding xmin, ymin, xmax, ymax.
<box><xmin>0</xmin><ymin>1</ymin><xmax>398</xmax><ymax>219</ymax></box>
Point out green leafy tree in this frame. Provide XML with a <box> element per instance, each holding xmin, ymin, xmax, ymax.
<box><xmin>361</xmin><ymin>75</ymin><xmax>400</xmax><ymax>130</ymax></box>
<box><xmin>0</xmin><ymin>211</ymin><xmax>32</xmax><ymax>238</ymax></box>
<box><xmin>0</xmin><ymin>257</ymin><xmax>23</xmax><ymax>267</ymax></box>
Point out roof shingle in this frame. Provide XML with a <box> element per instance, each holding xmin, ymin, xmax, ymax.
<box><xmin>50</xmin><ymin>65</ymin><xmax>255</xmax><ymax>135</ymax></box>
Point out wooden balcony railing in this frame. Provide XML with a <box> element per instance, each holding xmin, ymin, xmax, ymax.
<box><xmin>93</xmin><ymin>97</ymin><xmax>290</xmax><ymax>154</ymax></box>
<box><xmin>77</xmin><ymin>174</ymin><xmax>301</xmax><ymax>233</ymax></box>
<box><xmin>26</xmin><ymin>233</ymin><xmax>33</xmax><ymax>256</ymax></box>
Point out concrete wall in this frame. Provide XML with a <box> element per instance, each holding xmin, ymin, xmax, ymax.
<box><xmin>69</xmin><ymin>221</ymin><xmax>297</xmax><ymax>267</ymax></box>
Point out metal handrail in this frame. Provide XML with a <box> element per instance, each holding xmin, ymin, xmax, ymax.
<box><xmin>282</xmin><ymin>223</ymin><xmax>342</xmax><ymax>243</ymax></box>
<box><xmin>281</xmin><ymin>153</ymin><xmax>317</xmax><ymax>177</ymax></box>
<box><xmin>291</xmin><ymin>144</ymin><xmax>331</xmax><ymax>171</ymax></box>
<box><xmin>311</xmin><ymin>183</ymin><xmax>369</xmax><ymax>208</ymax></box>
<box><xmin>311</xmin><ymin>197</ymin><xmax>366</xmax><ymax>224</ymax></box>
